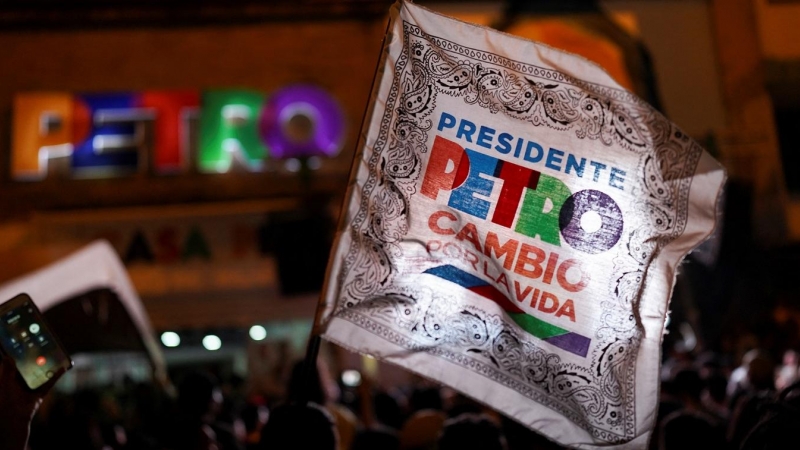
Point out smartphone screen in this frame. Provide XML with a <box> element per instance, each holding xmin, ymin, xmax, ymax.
<box><xmin>0</xmin><ymin>293</ymin><xmax>72</xmax><ymax>389</ymax></box>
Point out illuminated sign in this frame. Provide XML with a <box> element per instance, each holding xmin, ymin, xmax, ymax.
<box><xmin>11</xmin><ymin>86</ymin><xmax>345</xmax><ymax>180</ymax></box>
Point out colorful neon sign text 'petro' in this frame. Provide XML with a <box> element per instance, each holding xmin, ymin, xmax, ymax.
<box><xmin>11</xmin><ymin>86</ymin><xmax>345</xmax><ymax>180</ymax></box>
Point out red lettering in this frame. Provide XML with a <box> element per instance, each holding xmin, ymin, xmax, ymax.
<box><xmin>138</xmin><ymin>91</ymin><xmax>200</xmax><ymax>173</ymax></box>
<box><xmin>484</xmin><ymin>232</ymin><xmax>519</xmax><ymax>270</ymax></box>
<box><xmin>538</xmin><ymin>291</ymin><xmax>559</xmax><ymax>313</ymax></box>
<box><xmin>426</xmin><ymin>240</ymin><xmax>442</xmax><ymax>253</ymax></box>
<box><xmin>556</xmin><ymin>299</ymin><xmax>576</xmax><ymax>322</ymax></box>
<box><xmin>421</xmin><ymin>136</ymin><xmax>465</xmax><ymax>200</ymax></box>
<box><xmin>455</xmin><ymin>222</ymin><xmax>482</xmax><ymax>252</ymax></box>
<box><xmin>514</xmin><ymin>243</ymin><xmax>546</xmax><ymax>279</ymax></box>
<box><xmin>429</xmin><ymin>210</ymin><xmax>457</xmax><ymax>235</ymax></box>
<box><xmin>464</xmin><ymin>249</ymin><xmax>479</xmax><ymax>271</ymax></box>
<box><xmin>530</xmin><ymin>288</ymin><xmax>541</xmax><ymax>309</ymax></box>
<box><xmin>495</xmin><ymin>272</ymin><xmax>510</xmax><ymax>294</ymax></box>
<box><xmin>443</xmin><ymin>242</ymin><xmax>462</xmax><ymax>258</ymax></box>
<box><xmin>557</xmin><ymin>259</ymin><xmax>590</xmax><ymax>292</ymax></box>
<box><xmin>542</xmin><ymin>251</ymin><xmax>559</xmax><ymax>285</ymax></box>
<box><xmin>514</xmin><ymin>281</ymin><xmax>532</xmax><ymax>303</ymax></box>
<box><xmin>491</xmin><ymin>161</ymin><xmax>540</xmax><ymax>228</ymax></box>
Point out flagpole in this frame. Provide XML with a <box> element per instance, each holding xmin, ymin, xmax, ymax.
<box><xmin>299</xmin><ymin>6</ymin><xmax>396</xmax><ymax>406</ymax></box>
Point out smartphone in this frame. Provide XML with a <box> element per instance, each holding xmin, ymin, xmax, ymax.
<box><xmin>0</xmin><ymin>293</ymin><xmax>73</xmax><ymax>389</ymax></box>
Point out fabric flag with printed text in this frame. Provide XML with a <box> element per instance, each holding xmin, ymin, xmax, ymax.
<box><xmin>319</xmin><ymin>1</ymin><xmax>725</xmax><ymax>448</ymax></box>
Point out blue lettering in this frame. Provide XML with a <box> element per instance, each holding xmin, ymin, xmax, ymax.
<box><xmin>513</xmin><ymin>139</ymin><xmax>524</xmax><ymax>158</ymax></box>
<box><xmin>448</xmin><ymin>149</ymin><xmax>498</xmax><ymax>220</ymax></box>
<box><xmin>524</xmin><ymin>141</ymin><xmax>544</xmax><ymax>163</ymax></box>
<box><xmin>456</xmin><ymin>119</ymin><xmax>477</xmax><ymax>143</ymax></box>
<box><xmin>495</xmin><ymin>132</ymin><xmax>513</xmax><ymax>154</ymax></box>
<box><xmin>610</xmin><ymin>168</ymin><xmax>626</xmax><ymax>190</ymax></box>
<box><xmin>437</xmin><ymin>112</ymin><xmax>456</xmax><ymax>131</ymax></box>
<box><xmin>476</xmin><ymin>126</ymin><xmax>496</xmax><ymax>149</ymax></box>
<box><xmin>565</xmin><ymin>154</ymin><xmax>585</xmax><ymax>178</ymax></box>
<box><xmin>546</xmin><ymin>148</ymin><xmax>565</xmax><ymax>171</ymax></box>
<box><xmin>590</xmin><ymin>161</ymin><xmax>607</xmax><ymax>182</ymax></box>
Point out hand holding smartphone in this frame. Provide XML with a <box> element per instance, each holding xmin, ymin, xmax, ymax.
<box><xmin>0</xmin><ymin>293</ymin><xmax>73</xmax><ymax>390</ymax></box>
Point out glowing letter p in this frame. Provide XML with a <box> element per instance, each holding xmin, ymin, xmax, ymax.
<box><xmin>11</xmin><ymin>93</ymin><xmax>74</xmax><ymax>180</ymax></box>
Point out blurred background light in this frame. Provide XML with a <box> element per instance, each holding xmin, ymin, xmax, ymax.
<box><xmin>160</xmin><ymin>331</ymin><xmax>180</xmax><ymax>348</ymax></box>
<box><xmin>202</xmin><ymin>334</ymin><xmax>221</xmax><ymax>351</ymax></box>
<box><xmin>249</xmin><ymin>325</ymin><xmax>267</xmax><ymax>341</ymax></box>
<box><xmin>341</xmin><ymin>369</ymin><xmax>362</xmax><ymax>387</ymax></box>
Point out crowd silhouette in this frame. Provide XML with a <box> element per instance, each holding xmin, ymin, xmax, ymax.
<box><xmin>3</xmin><ymin>330</ymin><xmax>800</xmax><ymax>450</ymax></box>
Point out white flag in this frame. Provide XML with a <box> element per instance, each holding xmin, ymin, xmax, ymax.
<box><xmin>320</xmin><ymin>1</ymin><xmax>725</xmax><ymax>448</ymax></box>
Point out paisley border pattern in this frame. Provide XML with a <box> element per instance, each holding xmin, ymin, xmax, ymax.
<box><xmin>327</xmin><ymin>21</ymin><xmax>702</xmax><ymax>443</ymax></box>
